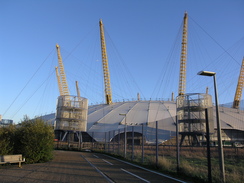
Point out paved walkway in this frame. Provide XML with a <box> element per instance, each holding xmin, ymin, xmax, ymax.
<box><xmin>0</xmin><ymin>151</ymin><xmax>188</xmax><ymax>183</ymax></box>
<box><xmin>0</xmin><ymin>151</ymin><xmax>106</xmax><ymax>183</ymax></box>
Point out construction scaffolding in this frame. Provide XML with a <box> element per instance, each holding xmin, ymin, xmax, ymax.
<box><xmin>177</xmin><ymin>93</ymin><xmax>214</xmax><ymax>146</ymax></box>
<box><xmin>55</xmin><ymin>95</ymin><xmax>88</xmax><ymax>132</ymax></box>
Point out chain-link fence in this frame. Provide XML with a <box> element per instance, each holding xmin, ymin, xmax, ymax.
<box><xmin>54</xmin><ymin>120</ymin><xmax>244</xmax><ymax>183</ymax></box>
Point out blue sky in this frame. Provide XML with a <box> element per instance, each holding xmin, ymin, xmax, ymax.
<box><xmin>0</xmin><ymin>0</ymin><xmax>243</xmax><ymax>123</ymax></box>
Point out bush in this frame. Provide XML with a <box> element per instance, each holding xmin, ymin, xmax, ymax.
<box><xmin>0</xmin><ymin>117</ymin><xmax>54</xmax><ymax>164</ymax></box>
<box><xmin>14</xmin><ymin>116</ymin><xmax>54</xmax><ymax>163</ymax></box>
<box><xmin>0</xmin><ymin>125</ymin><xmax>16</xmax><ymax>155</ymax></box>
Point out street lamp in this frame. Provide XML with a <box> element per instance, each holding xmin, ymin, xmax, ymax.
<box><xmin>119</xmin><ymin>113</ymin><xmax>127</xmax><ymax>158</ymax></box>
<box><xmin>198</xmin><ymin>71</ymin><xmax>225</xmax><ymax>183</ymax></box>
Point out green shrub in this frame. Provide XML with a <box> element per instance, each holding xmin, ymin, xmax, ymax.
<box><xmin>15</xmin><ymin>117</ymin><xmax>54</xmax><ymax>163</ymax></box>
<box><xmin>0</xmin><ymin>125</ymin><xmax>16</xmax><ymax>155</ymax></box>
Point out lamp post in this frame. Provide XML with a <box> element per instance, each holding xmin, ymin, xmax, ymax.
<box><xmin>119</xmin><ymin>113</ymin><xmax>127</xmax><ymax>158</ymax></box>
<box><xmin>198</xmin><ymin>71</ymin><xmax>225</xmax><ymax>183</ymax></box>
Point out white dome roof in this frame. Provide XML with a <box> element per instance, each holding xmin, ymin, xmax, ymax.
<box><xmin>41</xmin><ymin>99</ymin><xmax>244</xmax><ymax>143</ymax></box>
<box><xmin>87</xmin><ymin>100</ymin><xmax>176</xmax><ymax>132</ymax></box>
<box><xmin>86</xmin><ymin>100</ymin><xmax>176</xmax><ymax>142</ymax></box>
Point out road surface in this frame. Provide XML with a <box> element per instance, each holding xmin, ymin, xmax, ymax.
<box><xmin>0</xmin><ymin>150</ymin><xmax>188</xmax><ymax>183</ymax></box>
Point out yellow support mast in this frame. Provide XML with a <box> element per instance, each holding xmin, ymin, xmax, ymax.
<box><xmin>99</xmin><ymin>19</ymin><xmax>112</xmax><ymax>104</ymax></box>
<box><xmin>55</xmin><ymin>66</ymin><xmax>63</xmax><ymax>95</ymax></box>
<box><xmin>56</xmin><ymin>44</ymin><xmax>70</xmax><ymax>96</ymax></box>
<box><xmin>233</xmin><ymin>57</ymin><xmax>244</xmax><ymax>109</ymax></box>
<box><xmin>178</xmin><ymin>12</ymin><xmax>188</xmax><ymax>96</ymax></box>
<box><xmin>76</xmin><ymin>81</ymin><xmax>81</xmax><ymax>98</ymax></box>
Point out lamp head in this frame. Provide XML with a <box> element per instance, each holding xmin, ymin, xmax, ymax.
<box><xmin>119</xmin><ymin>113</ymin><xmax>126</xmax><ymax>116</ymax></box>
<box><xmin>197</xmin><ymin>71</ymin><xmax>216</xmax><ymax>76</ymax></box>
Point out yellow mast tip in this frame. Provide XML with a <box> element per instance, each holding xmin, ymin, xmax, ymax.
<box><xmin>99</xmin><ymin>19</ymin><xmax>103</xmax><ymax>25</ymax></box>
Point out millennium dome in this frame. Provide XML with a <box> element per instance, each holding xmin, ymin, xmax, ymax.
<box><xmin>41</xmin><ymin>14</ymin><xmax>244</xmax><ymax>146</ymax></box>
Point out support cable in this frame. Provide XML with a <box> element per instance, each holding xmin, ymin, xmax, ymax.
<box><xmin>3</xmin><ymin>49</ymin><xmax>55</xmax><ymax>118</ymax></box>
<box><xmin>189</xmin><ymin>16</ymin><xmax>241</xmax><ymax>66</ymax></box>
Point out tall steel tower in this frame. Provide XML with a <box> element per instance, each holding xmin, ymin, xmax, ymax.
<box><xmin>233</xmin><ymin>57</ymin><xmax>244</xmax><ymax>109</ymax></box>
<box><xmin>99</xmin><ymin>19</ymin><xmax>113</xmax><ymax>104</ymax></box>
<box><xmin>178</xmin><ymin>12</ymin><xmax>188</xmax><ymax>96</ymax></box>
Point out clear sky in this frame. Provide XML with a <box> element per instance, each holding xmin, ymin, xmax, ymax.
<box><xmin>0</xmin><ymin>0</ymin><xmax>243</xmax><ymax>123</ymax></box>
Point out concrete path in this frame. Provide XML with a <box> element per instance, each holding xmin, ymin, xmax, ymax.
<box><xmin>0</xmin><ymin>150</ymin><xmax>188</xmax><ymax>183</ymax></box>
<box><xmin>0</xmin><ymin>151</ymin><xmax>106</xmax><ymax>183</ymax></box>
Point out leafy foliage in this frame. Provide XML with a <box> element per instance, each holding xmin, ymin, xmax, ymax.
<box><xmin>0</xmin><ymin>116</ymin><xmax>54</xmax><ymax>163</ymax></box>
<box><xmin>0</xmin><ymin>125</ymin><xmax>16</xmax><ymax>155</ymax></box>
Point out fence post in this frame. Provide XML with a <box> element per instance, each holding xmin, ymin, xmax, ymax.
<box><xmin>113</xmin><ymin>130</ymin><xmax>115</xmax><ymax>153</ymax></box>
<box><xmin>92</xmin><ymin>132</ymin><xmax>94</xmax><ymax>150</ymax></box>
<box><xmin>105</xmin><ymin>132</ymin><xmax>107</xmax><ymax>152</ymax></box>
<box><xmin>118</xmin><ymin>129</ymin><xmax>120</xmax><ymax>155</ymax></box>
<box><xmin>108</xmin><ymin>131</ymin><xmax>110</xmax><ymax>153</ymax></box>
<box><xmin>124</xmin><ymin>125</ymin><xmax>127</xmax><ymax>158</ymax></box>
<box><xmin>156</xmin><ymin>121</ymin><xmax>158</xmax><ymax>167</ymax></box>
<box><xmin>132</xmin><ymin>126</ymin><xmax>134</xmax><ymax>161</ymax></box>
<box><xmin>176</xmin><ymin>115</ymin><xmax>180</xmax><ymax>173</ymax></box>
<box><xmin>205</xmin><ymin>108</ymin><xmax>212</xmax><ymax>183</ymax></box>
<box><xmin>142</xmin><ymin>123</ymin><xmax>144</xmax><ymax>164</ymax></box>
